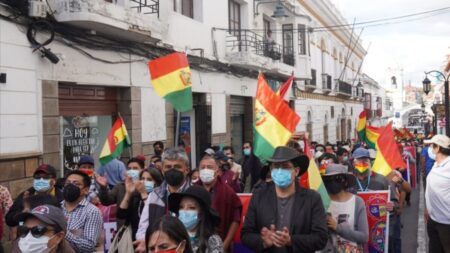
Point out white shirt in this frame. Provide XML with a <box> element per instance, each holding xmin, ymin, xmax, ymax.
<box><xmin>329</xmin><ymin>195</ymin><xmax>358</xmax><ymax>248</ymax></box>
<box><xmin>426</xmin><ymin>156</ymin><xmax>450</xmax><ymax>224</ymax></box>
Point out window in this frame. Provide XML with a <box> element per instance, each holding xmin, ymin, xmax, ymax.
<box><xmin>228</xmin><ymin>0</ymin><xmax>241</xmax><ymax>37</ymax></box>
<box><xmin>181</xmin><ymin>0</ymin><xmax>193</xmax><ymax>18</ymax></box>
<box><xmin>282</xmin><ymin>24</ymin><xmax>294</xmax><ymax>66</ymax></box>
<box><xmin>331</xmin><ymin>106</ymin><xmax>334</xmax><ymax>118</ymax></box>
<box><xmin>298</xmin><ymin>24</ymin><xmax>306</xmax><ymax>55</ymax></box>
<box><xmin>263</xmin><ymin>19</ymin><xmax>271</xmax><ymax>36</ymax></box>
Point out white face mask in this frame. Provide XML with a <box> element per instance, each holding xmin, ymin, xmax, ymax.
<box><xmin>18</xmin><ymin>232</ymin><xmax>54</xmax><ymax>253</ymax></box>
<box><xmin>199</xmin><ymin>168</ymin><xmax>215</xmax><ymax>184</ymax></box>
<box><xmin>428</xmin><ymin>146</ymin><xmax>436</xmax><ymax>160</ymax></box>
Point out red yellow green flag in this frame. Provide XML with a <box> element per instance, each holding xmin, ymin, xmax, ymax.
<box><xmin>301</xmin><ymin>137</ymin><xmax>330</xmax><ymax>210</ymax></box>
<box><xmin>253</xmin><ymin>74</ymin><xmax>300</xmax><ymax>162</ymax></box>
<box><xmin>357</xmin><ymin>111</ymin><xmax>367</xmax><ymax>142</ymax></box>
<box><xmin>99</xmin><ymin>117</ymin><xmax>131</xmax><ymax>165</ymax></box>
<box><xmin>148</xmin><ymin>52</ymin><xmax>193</xmax><ymax>112</ymax></box>
<box><xmin>372</xmin><ymin>122</ymin><xmax>406</xmax><ymax>176</ymax></box>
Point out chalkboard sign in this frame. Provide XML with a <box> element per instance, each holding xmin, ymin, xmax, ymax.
<box><xmin>61</xmin><ymin>115</ymin><xmax>112</xmax><ymax>171</ymax></box>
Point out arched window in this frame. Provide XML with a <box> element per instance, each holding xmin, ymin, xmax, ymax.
<box><xmin>342</xmin><ymin>108</ymin><xmax>345</xmax><ymax>117</ymax></box>
<box><xmin>308</xmin><ymin>111</ymin><xmax>312</xmax><ymax>122</ymax></box>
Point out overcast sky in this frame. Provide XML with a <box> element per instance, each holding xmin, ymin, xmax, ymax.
<box><xmin>330</xmin><ymin>0</ymin><xmax>450</xmax><ymax>87</ymax></box>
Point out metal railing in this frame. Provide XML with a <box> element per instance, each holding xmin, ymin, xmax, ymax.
<box><xmin>336</xmin><ymin>80</ymin><xmax>352</xmax><ymax>96</ymax></box>
<box><xmin>226</xmin><ymin>30</ymin><xmax>288</xmax><ymax>62</ymax></box>
<box><xmin>129</xmin><ymin>0</ymin><xmax>159</xmax><ymax>15</ymax></box>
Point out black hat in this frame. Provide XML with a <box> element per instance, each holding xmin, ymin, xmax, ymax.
<box><xmin>267</xmin><ymin>146</ymin><xmax>299</xmax><ymax>163</ymax></box>
<box><xmin>17</xmin><ymin>205</ymin><xmax>67</xmax><ymax>232</ymax></box>
<box><xmin>267</xmin><ymin>146</ymin><xmax>309</xmax><ymax>176</ymax></box>
<box><xmin>168</xmin><ymin>186</ymin><xmax>221</xmax><ymax>226</ymax></box>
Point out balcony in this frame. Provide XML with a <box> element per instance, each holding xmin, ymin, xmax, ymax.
<box><xmin>225</xmin><ymin>30</ymin><xmax>295</xmax><ymax>74</ymax></box>
<box><xmin>305</xmin><ymin>69</ymin><xmax>317</xmax><ymax>91</ymax></box>
<box><xmin>50</xmin><ymin>0</ymin><xmax>164</xmax><ymax>43</ymax></box>
<box><xmin>322</xmin><ymin>74</ymin><xmax>332</xmax><ymax>94</ymax></box>
<box><xmin>336</xmin><ymin>80</ymin><xmax>353</xmax><ymax>98</ymax></box>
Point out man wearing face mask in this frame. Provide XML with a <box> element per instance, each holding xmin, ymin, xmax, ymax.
<box><xmin>336</xmin><ymin>148</ymin><xmax>351</xmax><ymax>167</ymax></box>
<box><xmin>6</xmin><ymin>164</ymin><xmax>63</xmax><ymax>230</ymax></box>
<box><xmin>241</xmin><ymin>146</ymin><xmax>328</xmax><ymax>253</ymax></box>
<box><xmin>239</xmin><ymin>142</ymin><xmax>262</xmax><ymax>192</ymax></box>
<box><xmin>198</xmin><ymin>156</ymin><xmax>242</xmax><ymax>252</ymax></box>
<box><xmin>214</xmin><ymin>151</ymin><xmax>241</xmax><ymax>193</ymax></box>
<box><xmin>134</xmin><ymin>148</ymin><xmax>192</xmax><ymax>253</ymax></box>
<box><xmin>62</xmin><ymin>170</ymin><xmax>103</xmax><ymax>253</ymax></box>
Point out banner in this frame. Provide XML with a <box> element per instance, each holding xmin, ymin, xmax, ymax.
<box><xmin>357</xmin><ymin>190</ymin><xmax>390</xmax><ymax>253</ymax></box>
<box><xmin>234</xmin><ymin>194</ymin><xmax>254</xmax><ymax>253</ymax></box>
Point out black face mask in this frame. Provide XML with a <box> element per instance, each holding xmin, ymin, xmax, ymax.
<box><xmin>63</xmin><ymin>184</ymin><xmax>81</xmax><ymax>202</ymax></box>
<box><xmin>221</xmin><ymin>163</ymin><xmax>231</xmax><ymax>171</ymax></box>
<box><xmin>324</xmin><ymin>180</ymin><xmax>344</xmax><ymax>195</ymax></box>
<box><xmin>164</xmin><ymin>169</ymin><xmax>185</xmax><ymax>186</ymax></box>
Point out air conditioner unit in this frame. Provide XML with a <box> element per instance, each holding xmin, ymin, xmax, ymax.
<box><xmin>29</xmin><ymin>0</ymin><xmax>47</xmax><ymax>18</ymax></box>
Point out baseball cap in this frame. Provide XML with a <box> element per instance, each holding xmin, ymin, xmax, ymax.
<box><xmin>34</xmin><ymin>164</ymin><xmax>57</xmax><ymax>178</ymax></box>
<box><xmin>214</xmin><ymin>151</ymin><xmax>230</xmax><ymax>162</ymax></box>
<box><xmin>17</xmin><ymin>205</ymin><xmax>67</xmax><ymax>232</ymax></box>
<box><xmin>424</xmin><ymin>135</ymin><xmax>450</xmax><ymax>149</ymax></box>
<box><xmin>78</xmin><ymin>155</ymin><xmax>94</xmax><ymax>166</ymax></box>
<box><xmin>352</xmin><ymin>147</ymin><xmax>370</xmax><ymax>159</ymax></box>
<box><xmin>204</xmin><ymin>148</ymin><xmax>215</xmax><ymax>156</ymax></box>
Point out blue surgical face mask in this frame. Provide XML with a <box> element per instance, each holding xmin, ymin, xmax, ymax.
<box><xmin>33</xmin><ymin>178</ymin><xmax>51</xmax><ymax>192</ymax></box>
<box><xmin>271</xmin><ymin>168</ymin><xmax>293</xmax><ymax>188</ymax></box>
<box><xmin>243</xmin><ymin>148</ymin><xmax>251</xmax><ymax>156</ymax></box>
<box><xmin>144</xmin><ymin>181</ymin><xmax>154</xmax><ymax>193</ymax></box>
<box><xmin>127</xmin><ymin>170</ymin><xmax>140</xmax><ymax>182</ymax></box>
<box><xmin>178</xmin><ymin>210</ymin><xmax>199</xmax><ymax>231</ymax></box>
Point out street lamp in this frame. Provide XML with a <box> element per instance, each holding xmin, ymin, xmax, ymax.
<box><xmin>423</xmin><ymin>70</ymin><xmax>450</xmax><ymax>137</ymax></box>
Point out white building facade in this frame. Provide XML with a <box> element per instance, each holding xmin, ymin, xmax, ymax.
<box><xmin>0</xmin><ymin>0</ymin><xmax>388</xmax><ymax>195</ymax></box>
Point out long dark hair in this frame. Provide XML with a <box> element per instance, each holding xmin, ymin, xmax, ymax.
<box><xmin>192</xmin><ymin>198</ymin><xmax>216</xmax><ymax>253</ymax></box>
<box><xmin>145</xmin><ymin>215</ymin><xmax>193</xmax><ymax>253</ymax></box>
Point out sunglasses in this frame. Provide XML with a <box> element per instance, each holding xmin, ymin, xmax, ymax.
<box><xmin>18</xmin><ymin>225</ymin><xmax>55</xmax><ymax>238</ymax></box>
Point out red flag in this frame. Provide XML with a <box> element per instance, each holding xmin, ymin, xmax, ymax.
<box><xmin>276</xmin><ymin>74</ymin><xmax>294</xmax><ymax>100</ymax></box>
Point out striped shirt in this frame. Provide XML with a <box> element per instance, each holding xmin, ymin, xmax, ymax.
<box><xmin>62</xmin><ymin>198</ymin><xmax>103</xmax><ymax>253</ymax></box>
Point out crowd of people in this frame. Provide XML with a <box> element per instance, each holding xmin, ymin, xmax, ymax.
<box><xmin>0</xmin><ymin>135</ymin><xmax>449</xmax><ymax>253</ymax></box>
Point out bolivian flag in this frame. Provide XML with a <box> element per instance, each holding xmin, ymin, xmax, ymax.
<box><xmin>356</xmin><ymin>111</ymin><xmax>367</xmax><ymax>143</ymax></box>
<box><xmin>99</xmin><ymin>117</ymin><xmax>131</xmax><ymax>165</ymax></box>
<box><xmin>253</xmin><ymin>74</ymin><xmax>300</xmax><ymax>162</ymax></box>
<box><xmin>300</xmin><ymin>137</ymin><xmax>330</xmax><ymax>210</ymax></box>
<box><xmin>372</xmin><ymin>122</ymin><xmax>406</xmax><ymax>176</ymax></box>
<box><xmin>148</xmin><ymin>52</ymin><xmax>193</xmax><ymax>112</ymax></box>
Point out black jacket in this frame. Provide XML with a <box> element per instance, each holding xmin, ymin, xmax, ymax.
<box><xmin>241</xmin><ymin>183</ymin><xmax>328</xmax><ymax>253</ymax></box>
<box><xmin>6</xmin><ymin>187</ymin><xmax>64</xmax><ymax>227</ymax></box>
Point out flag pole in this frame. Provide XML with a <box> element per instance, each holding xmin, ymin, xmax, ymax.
<box><xmin>174</xmin><ymin>110</ymin><xmax>181</xmax><ymax>147</ymax></box>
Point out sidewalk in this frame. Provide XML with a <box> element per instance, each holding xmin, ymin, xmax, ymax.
<box><xmin>417</xmin><ymin>182</ymin><xmax>427</xmax><ymax>253</ymax></box>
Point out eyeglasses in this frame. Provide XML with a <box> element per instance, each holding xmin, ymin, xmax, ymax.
<box><xmin>18</xmin><ymin>225</ymin><xmax>55</xmax><ymax>238</ymax></box>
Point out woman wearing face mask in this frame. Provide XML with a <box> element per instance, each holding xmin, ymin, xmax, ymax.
<box><xmin>169</xmin><ymin>186</ymin><xmax>223</xmax><ymax>253</ymax></box>
<box><xmin>117</xmin><ymin>168</ymin><xmax>163</xmax><ymax>241</ymax></box>
<box><xmin>146</xmin><ymin>215</ymin><xmax>193</xmax><ymax>253</ymax></box>
<box><xmin>321</xmin><ymin>164</ymin><xmax>368</xmax><ymax>253</ymax></box>
<box><xmin>12</xmin><ymin>205</ymin><xmax>75</xmax><ymax>253</ymax></box>
<box><xmin>97</xmin><ymin>157</ymin><xmax>146</xmax><ymax>229</ymax></box>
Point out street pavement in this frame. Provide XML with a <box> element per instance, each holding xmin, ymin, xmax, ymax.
<box><xmin>400</xmin><ymin>184</ymin><xmax>423</xmax><ymax>253</ymax></box>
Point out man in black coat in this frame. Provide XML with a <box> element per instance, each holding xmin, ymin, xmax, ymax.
<box><xmin>6</xmin><ymin>164</ymin><xmax>63</xmax><ymax>229</ymax></box>
<box><xmin>241</xmin><ymin>146</ymin><xmax>328</xmax><ymax>253</ymax></box>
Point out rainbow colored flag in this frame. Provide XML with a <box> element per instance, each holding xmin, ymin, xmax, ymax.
<box><xmin>300</xmin><ymin>137</ymin><xmax>330</xmax><ymax>210</ymax></box>
<box><xmin>99</xmin><ymin>117</ymin><xmax>131</xmax><ymax>165</ymax></box>
<box><xmin>372</xmin><ymin>122</ymin><xmax>406</xmax><ymax>176</ymax></box>
<box><xmin>253</xmin><ymin>74</ymin><xmax>300</xmax><ymax>162</ymax></box>
<box><xmin>148</xmin><ymin>52</ymin><xmax>193</xmax><ymax>112</ymax></box>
